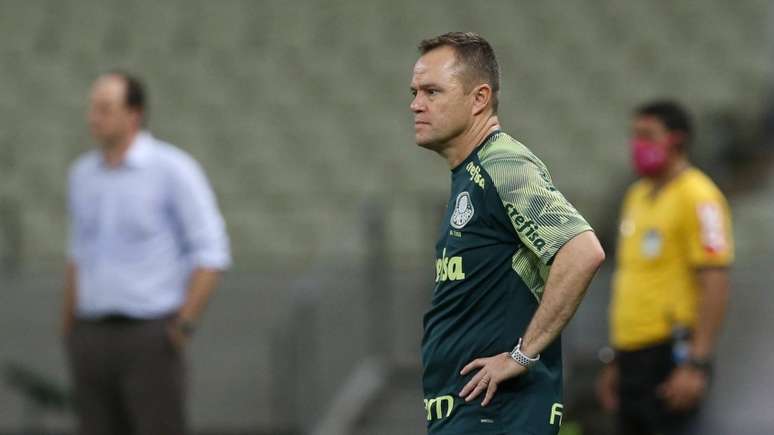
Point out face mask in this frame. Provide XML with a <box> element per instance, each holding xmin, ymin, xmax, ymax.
<box><xmin>631</xmin><ymin>138</ymin><xmax>669</xmax><ymax>177</ymax></box>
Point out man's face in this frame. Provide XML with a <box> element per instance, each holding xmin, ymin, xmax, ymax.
<box><xmin>87</xmin><ymin>75</ymin><xmax>139</xmax><ymax>147</ymax></box>
<box><xmin>410</xmin><ymin>46</ymin><xmax>474</xmax><ymax>150</ymax></box>
<box><xmin>630</xmin><ymin>114</ymin><xmax>685</xmax><ymax>177</ymax></box>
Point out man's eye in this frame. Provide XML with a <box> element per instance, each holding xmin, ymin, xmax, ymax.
<box><xmin>428</xmin><ymin>89</ymin><xmax>439</xmax><ymax>96</ymax></box>
<box><xmin>411</xmin><ymin>89</ymin><xmax>417</xmax><ymax>97</ymax></box>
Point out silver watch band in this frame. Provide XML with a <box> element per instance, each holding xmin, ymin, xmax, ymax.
<box><xmin>510</xmin><ymin>338</ymin><xmax>540</xmax><ymax>368</ymax></box>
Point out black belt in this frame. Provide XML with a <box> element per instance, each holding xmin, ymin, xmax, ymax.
<box><xmin>88</xmin><ymin>314</ymin><xmax>147</xmax><ymax>324</ymax></box>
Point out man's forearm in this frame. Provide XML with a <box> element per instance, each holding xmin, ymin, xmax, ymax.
<box><xmin>520</xmin><ymin>231</ymin><xmax>605</xmax><ymax>357</ymax></box>
<box><xmin>62</xmin><ymin>262</ymin><xmax>77</xmax><ymax>336</ymax></box>
<box><xmin>690</xmin><ymin>268</ymin><xmax>730</xmax><ymax>360</ymax></box>
<box><xmin>177</xmin><ymin>267</ymin><xmax>221</xmax><ymax>323</ymax></box>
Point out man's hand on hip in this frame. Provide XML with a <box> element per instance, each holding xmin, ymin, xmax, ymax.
<box><xmin>459</xmin><ymin>353</ymin><xmax>527</xmax><ymax>407</ymax></box>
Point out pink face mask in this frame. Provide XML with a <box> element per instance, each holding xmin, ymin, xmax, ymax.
<box><xmin>631</xmin><ymin>138</ymin><xmax>668</xmax><ymax>177</ymax></box>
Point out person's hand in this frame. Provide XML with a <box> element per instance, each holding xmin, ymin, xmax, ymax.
<box><xmin>595</xmin><ymin>363</ymin><xmax>619</xmax><ymax>412</ymax></box>
<box><xmin>658</xmin><ymin>366</ymin><xmax>707</xmax><ymax>412</ymax></box>
<box><xmin>458</xmin><ymin>353</ymin><xmax>527</xmax><ymax>407</ymax></box>
<box><xmin>167</xmin><ymin>319</ymin><xmax>191</xmax><ymax>352</ymax></box>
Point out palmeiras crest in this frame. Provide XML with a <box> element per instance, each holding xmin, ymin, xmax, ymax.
<box><xmin>450</xmin><ymin>191</ymin><xmax>475</xmax><ymax>229</ymax></box>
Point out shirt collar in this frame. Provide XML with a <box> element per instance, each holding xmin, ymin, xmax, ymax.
<box><xmin>102</xmin><ymin>130</ymin><xmax>154</xmax><ymax>169</ymax></box>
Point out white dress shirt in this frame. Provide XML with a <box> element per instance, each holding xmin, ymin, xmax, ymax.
<box><xmin>68</xmin><ymin>131</ymin><xmax>231</xmax><ymax>319</ymax></box>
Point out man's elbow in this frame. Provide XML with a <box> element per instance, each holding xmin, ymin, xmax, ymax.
<box><xmin>584</xmin><ymin>233</ymin><xmax>606</xmax><ymax>270</ymax></box>
<box><xmin>591</xmin><ymin>244</ymin><xmax>606</xmax><ymax>270</ymax></box>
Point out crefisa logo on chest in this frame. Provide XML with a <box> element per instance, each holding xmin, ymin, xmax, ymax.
<box><xmin>450</xmin><ymin>192</ymin><xmax>475</xmax><ymax>229</ymax></box>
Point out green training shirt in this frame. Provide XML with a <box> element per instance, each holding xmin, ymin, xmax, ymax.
<box><xmin>421</xmin><ymin>131</ymin><xmax>592</xmax><ymax>435</ymax></box>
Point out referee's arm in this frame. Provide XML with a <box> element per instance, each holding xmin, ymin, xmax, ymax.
<box><xmin>691</xmin><ymin>268</ymin><xmax>730</xmax><ymax>361</ymax></box>
<box><xmin>658</xmin><ymin>267</ymin><xmax>729</xmax><ymax>411</ymax></box>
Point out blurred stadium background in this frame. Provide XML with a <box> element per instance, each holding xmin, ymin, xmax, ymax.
<box><xmin>1</xmin><ymin>0</ymin><xmax>773</xmax><ymax>434</ymax></box>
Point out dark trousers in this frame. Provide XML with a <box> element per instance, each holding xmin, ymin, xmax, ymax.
<box><xmin>66</xmin><ymin>316</ymin><xmax>186</xmax><ymax>435</ymax></box>
<box><xmin>617</xmin><ymin>341</ymin><xmax>699</xmax><ymax>435</ymax></box>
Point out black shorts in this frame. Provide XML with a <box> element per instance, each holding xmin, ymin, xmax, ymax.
<box><xmin>617</xmin><ymin>341</ymin><xmax>700</xmax><ymax>435</ymax></box>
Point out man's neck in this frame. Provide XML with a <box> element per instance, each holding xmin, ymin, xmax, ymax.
<box><xmin>102</xmin><ymin>130</ymin><xmax>139</xmax><ymax>168</ymax></box>
<box><xmin>649</xmin><ymin>155</ymin><xmax>690</xmax><ymax>194</ymax></box>
<box><xmin>441</xmin><ymin>115</ymin><xmax>501</xmax><ymax>169</ymax></box>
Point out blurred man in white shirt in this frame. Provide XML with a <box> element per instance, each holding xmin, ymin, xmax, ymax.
<box><xmin>62</xmin><ymin>71</ymin><xmax>231</xmax><ymax>435</ymax></box>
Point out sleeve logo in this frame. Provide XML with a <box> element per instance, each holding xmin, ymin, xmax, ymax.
<box><xmin>450</xmin><ymin>191</ymin><xmax>475</xmax><ymax>229</ymax></box>
<box><xmin>697</xmin><ymin>202</ymin><xmax>726</xmax><ymax>253</ymax></box>
<box><xmin>505</xmin><ymin>204</ymin><xmax>547</xmax><ymax>251</ymax></box>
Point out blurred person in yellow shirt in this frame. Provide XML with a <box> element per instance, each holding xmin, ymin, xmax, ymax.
<box><xmin>596</xmin><ymin>101</ymin><xmax>733</xmax><ymax>435</ymax></box>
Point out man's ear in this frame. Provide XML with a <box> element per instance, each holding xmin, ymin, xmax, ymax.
<box><xmin>471</xmin><ymin>84</ymin><xmax>492</xmax><ymax>116</ymax></box>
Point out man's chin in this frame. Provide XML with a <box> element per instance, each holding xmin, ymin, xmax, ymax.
<box><xmin>93</xmin><ymin>133</ymin><xmax>120</xmax><ymax>149</ymax></box>
<box><xmin>415</xmin><ymin>136</ymin><xmax>441</xmax><ymax>151</ymax></box>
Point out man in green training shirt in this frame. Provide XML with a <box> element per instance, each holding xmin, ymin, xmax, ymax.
<box><xmin>411</xmin><ymin>32</ymin><xmax>606</xmax><ymax>435</ymax></box>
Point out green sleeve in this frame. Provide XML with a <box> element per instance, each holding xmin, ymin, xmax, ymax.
<box><xmin>483</xmin><ymin>153</ymin><xmax>592</xmax><ymax>265</ymax></box>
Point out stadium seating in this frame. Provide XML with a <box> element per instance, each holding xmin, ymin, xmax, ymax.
<box><xmin>0</xmin><ymin>1</ymin><xmax>771</xmax><ymax>433</ymax></box>
<box><xmin>0</xmin><ymin>0</ymin><xmax>769</xmax><ymax>267</ymax></box>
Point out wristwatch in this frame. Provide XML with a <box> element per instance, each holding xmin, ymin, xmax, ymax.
<box><xmin>510</xmin><ymin>338</ymin><xmax>540</xmax><ymax>368</ymax></box>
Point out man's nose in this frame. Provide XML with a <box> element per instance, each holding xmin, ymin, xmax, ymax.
<box><xmin>410</xmin><ymin>96</ymin><xmax>423</xmax><ymax>113</ymax></box>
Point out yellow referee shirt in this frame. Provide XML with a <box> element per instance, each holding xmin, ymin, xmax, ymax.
<box><xmin>610</xmin><ymin>167</ymin><xmax>733</xmax><ymax>350</ymax></box>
